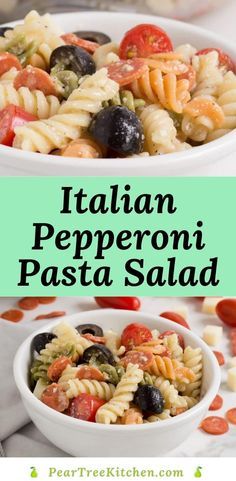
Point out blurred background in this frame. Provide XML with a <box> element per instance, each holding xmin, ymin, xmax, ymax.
<box><xmin>0</xmin><ymin>0</ymin><xmax>232</xmax><ymax>23</ymax></box>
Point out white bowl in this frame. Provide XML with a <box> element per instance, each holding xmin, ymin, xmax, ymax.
<box><xmin>14</xmin><ymin>309</ymin><xmax>220</xmax><ymax>457</ymax></box>
<box><xmin>1</xmin><ymin>11</ymin><xmax>236</xmax><ymax>176</ymax></box>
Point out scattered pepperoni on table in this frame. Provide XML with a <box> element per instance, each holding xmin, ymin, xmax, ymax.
<box><xmin>0</xmin><ymin>105</ymin><xmax>37</xmax><ymax>146</ymax></box>
<box><xmin>1</xmin><ymin>309</ymin><xmax>24</xmax><ymax>322</ymax></box>
<box><xmin>209</xmin><ymin>394</ymin><xmax>223</xmax><ymax>411</ymax></box>
<box><xmin>196</xmin><ymin>48</ymin><xmax>235</xmax><ymax>73</ymax></box>
<box><xmin>216</xmin><ymin>298</ymin><xmax>236</xmax><ymax>327</ymax></box>
<box><xmin>14</xmin><ymin>67</ymin><xmax>59</xmax><ymax>96</ymax></box>
<box><xmin>119</xmin><ymin>24</ymin><xmax>173</xmax><ymax>59</ymax></box>
<box><xmin>120</xmin><ymin>349</ymin><xmax>154</xmax><ymax>369</ymax></box>
<box><xmin>226</xmin><ymin>408</ymin><xmax>236</xmax><ymax>425</ymax></box>
<box><xmin>37</xmin><ymin>297</ymin><xmax>57</xmax><ymax>304</ymax></box>
<box><xmin>94</xmin><ymin>296</ymin><xmax>141</xmax><ymax>311</ymax></box>
<box><xmin>0</xmin><ymin>52</ymin><xmax>22</xmax><ymax>76</ymax></box>
<box><xmin>107</xmin><ymin>58</ymin><xmax>148</xmax><ymax>86</ymax></box>
<box><xmin>121</xmin><ymin>322</ymin><xmax>152</xmax><ymax>350</ymax></box>
<box><xmin>61</xmin><ymin>33</ymin><xmax>99</xmax><ymax>53</ymax></box>
<box><xmin>200</xmin><ymin>416</ymin><xmax>229</xmax><ymax>435</ymax></box>
<box><xmin>41</xmin><ymin>383</ymin><xmax>69</xmax><ymax>412</ymax></box>
<box><xmin>213</xmin><ymin>351</ymin><xmax>225</xmax><ymax>366</ymax></box>
<box><xmin>34</xmin><ymin>311</ymin><xmax>66</xmax><ymax>320</ymax></box>
<box><xmin>159</xmin><ymin>311</ymin><xmax>190</xmax><ymax>330</ymax></box>
<box><xmin>67</xmin><ymin>394</ymin><xmax>105</xmax><ymax>421</ymax></box>
<box><xmin>47</xmin><ymin>356</ymin><xmax>72</xmax><ymax>382</ymax></box>
<box><xmin>18</xmin><ymin>297</ymin><xmax>39</xmax><ymax>310</ymax></box>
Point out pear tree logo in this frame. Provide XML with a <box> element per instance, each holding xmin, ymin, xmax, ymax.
<box><xmin>194</xmin><ymin>466</ymin><xmax>203</xmax><ymax>478</ymax></box>
<box><xmin>30</xmin><ymin>467</ymin><xmax>38</xmax><ymax>478</ymax></box>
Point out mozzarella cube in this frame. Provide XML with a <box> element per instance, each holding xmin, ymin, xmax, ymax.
<box><xmin>173</xmin><ymin>305</ymin><xmax>189</xmax><ymax>320</ymax></box>
<box><xmin>227</xmin><ymin>367</ymin><xmax>236</xmax><ymax>392</ymax></box>
<box><xmin>202</xmin><ymin>325</ymin><xmax>223</xmax><ymax>346</ymax></box>
<box><xmin>228</xmin><ymin>357</ymin><xmax>236</xmax><ymax>369</ymax></box>
<box><xmin>202</xmin><ymin>297</ymin><xmax>222</xmax><ymax>315</ymax></box>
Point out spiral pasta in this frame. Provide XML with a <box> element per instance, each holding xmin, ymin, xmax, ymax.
<box><xmin>0</xmin><ymin>85</ymin><xmax>60</xmax><ymax>118</ymax></box>
<box><xmin>146</xmin><ymin>410</ymin><xmax>171</xmax><ymax>422</ymax></box>
<box><xmin>64</xmin><ymin>378</ymin><xmax>115</xmax><ymax>401</ymax></box>
<box><xmin>0</xmin><ymin>68</ymin><xmax>18</xmax><ymax>85</ymax></box>
<box><xmin>13</xmin><ymin>68</ymin><xmax>119</xmax><ymax>153</ymax></box>
<box><xmin>93</xmin><ymin>42</ymin><xmax>119</xmax><ymax>69</ymax></box>
<box><xmin>163</xmin><ymin>334</ymin><xmax>183</xmax><ymax>361</ymax></box>
<box><xmin>183</xmin><ymin>346</ymin><xmax>203</xmax><ymax>399</ymax></box>
<box><xmin>130</xmin><ymin>69</ymin><xmax>190</xmax><ymax>113</ymax></box>
<box><xmin>154</xmin><ymin>376</ymin><xmax>187</xmax><ymax>409</ymax></box>
<box><xmin>192</xmin><ymin>50</ymin><xmax>223</xmax><ymax>99</ymax></box>
<box><xmin>140</xmin><ymin>104</ymin><xmax>178</xmax><ymax>155</ymax></box>
<box><xmin>174</xmin><ymin>44</ymin><xmax>197</xmax><ymax>64</ymax></box>
<box><xmin>95</xmin><ymin>363</ymin><xmax>143</xmax><ymax>424</ymax></box>
<box><xmin>147</xmin><ymin>355</ymin><xmax>180</xmax><ymax>380</ymax></box>
<box><xmin>207</xmin><ymin>71</ymin><xmax>236</xmax><ymax>141</ymax></box>
<box><xmin>182</xmin><ymin>96</ymin><xmax>225</xmax><ymax>142</ymax></box>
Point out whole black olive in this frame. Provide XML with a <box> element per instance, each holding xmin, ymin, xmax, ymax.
<box><xmin>50</xmin><ymin>45</ymin><xmax>96</xmax><ymax>77</ymax></box>
<box><xmin>82</xmin><ymin>344</ymin><xmax>115</xmax><ymax>366</ymax></box>
<box><xmin>76</xmin><ymin>323</ymin><xmax>104</xmax><ymax>337</ymax></box>
<box><xmin>89</xmin><ymin>106</ymin><xmax>144</xmax><ymax>155</ymax></box>
<box><xmin>73</xmin><ymin>31</ymin><xmax>111</xmax><ymax>45</ymax></box>
<box><xmin>134</xmin><ymin>385</ymin><xmax>164</xmax><ymax>414</ymax></box>
<box><xmin>31</xmin><ymin>332</ymin><xmax>56</xmax><ymax>354</ymax></box>
<box><xmin>0</xmin><ymin>26</ymin><xmax>13</xmax><ymax>37</ymax></box>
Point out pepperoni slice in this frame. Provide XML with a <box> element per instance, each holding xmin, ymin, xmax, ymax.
<box><xmin>75</xmin><ymin>366</ymin><xmax>104</xmax><ymax>381</ymax></box>
<box><xmin>82</xmin><ymin>333</ymin><xmax>106</xmax><ymax>344</ymax></box>
<box><xmin>34</xmin><ymin>311</ymin><xmax>66</xmax><ymax>320</ymax></box>
<box><xmin>159</xmin><ymin>330</ymin><xmax>185</xmax><ymax>349</ymax></box>
<box><xmin>213</xmin><ymin>351</ymin><xmax>225</xmax><ymax>366</ymax></box>
<box><xmin>121</xmin><ymin>322</ymin><xmax>152</xmax><ymax>350</ymax></box>
<box><xmin>38</xmin><ymin>297</ymin><xmax>57</xmax><ymax>304</ymax></box>
<box><xmin>226</xmin><ymin>408</ymin><xmax>236</xmax><ymax>425</ymax></box>
<box><xmin>196</xmin><ymin>48</ymin><xmax>235</xmax><ymax>73</ymax></box>
<box><xmin>120</xmin><ymin>349</ymin><xmax>154</xmax><ymax>369</ymax></box>
<box><xmin>209</xmin><ymin>394</ymin><xmax>223</xmax><ymax>411</ymax></box>
<box><xmin>0</xmin><ymin>52</ymin><xmax>22</xmax><ymax>76</ymax></box>
<box><xmin>200</xmin><ymin>416</ymin><xmax>229</xmax><ymax>435</ymax></box>
<box><xmin>119</xmin><ymin>24</ymin><xmax>173</xmax><ymax>59</ymax></box>
<box><xmin>107</xmin><ymin>59</ymin><xmax>148</xmax><ymax>86</ymax></box>
<box><xmin>61</xmin><ymin>33</ymin><xmax>99</xmax><ymax>53</ymax></box>
<box><xmin>18</xmin><ymin>297</ymin><xmax>39</xmax><ymax>310</ymax></box>
<box><xmin>14</xmin><ymin>67</ymin><xmax>59</xmax><ymax>96</ymax></box>
<box><xmin>160</xmin><ymin>311</ymin><xmax>190</xmax><ymax>330</ymax></box>
<box><xmin>48</xmin><ymin>356</ymin><xmax>72</xmax><ymax>382</ymax></box>
<box><xmin>41</xmin><ymin>383</ymin><xmax>69</xmax><ymax>412</ymax></box>
<box><xmin>1</xmin><ymin>309</ymin><xmax>24</xmax><ymax>322</ymax></box>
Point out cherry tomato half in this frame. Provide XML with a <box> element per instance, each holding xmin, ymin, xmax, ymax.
<box><xmin>216</xmin><ymin>298</ymin><xmax>236</xmax><ymax>327</ymax></box>
<box><xmin>0</xmin><ymin>105</ymin><xmax>37</xmax><ymax>146</ymax></box>
<box><xmin>159</xmin><ymin>311</ymin><xmax>190</xmax><ymax>330</ymax></box>
<box><xmin>119</xmin><ymin>24</ymin><xmax>173</xmax><ymax>60</ymax></box>
<box><xmin>0</xmin><ymin>52</ymin><xmax>22</xmax><ymax>76</ymax></box>
<box><xmin>121</xmin><ymin>322</ymin><xmax>152</xmax><ymax>351</ymax></box>
<box><xmin>196</xmin><ymin>48</ymin><xmax>235</xmax><ymax>73</ymax></box>
<box><xmin>95</xmin><ymin>297</ymin><xmax>141</xmax><ymax>311</ymax></box>
<box><xmin>67</xmin><ymin>394</ymin><xmax>105</xmax><ymax>421</ymax></box>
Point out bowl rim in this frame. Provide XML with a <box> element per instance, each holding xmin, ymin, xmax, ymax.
<box><xmin>13</xmin><ymin>308</ymin><xmax>221</xmax><ymax>432</ymax></box>
<box><xmin>1</xmin><ymin>10</ymin><xmax>236</xmax><ymax>172</ymax></box>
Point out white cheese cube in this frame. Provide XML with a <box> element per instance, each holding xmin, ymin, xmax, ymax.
<box><xmin>173</xmin><ymin>305</ymin><xmax>189</xmax><ymax>320</ymax></box>
<box><xmin>227</xmin><ymin>367</ymin><xmax>236</xmax><ymax>392</ymax></box>
<box><xmin>228</xmin><ymin>357</ymin><xmax>236</xmax><ymax>369</ymax></box>
<box><xmin>202</xmin><ymin>325</ymin><xmax>223</xmax><ymax>346</ymax></box>
<box><xmin>202</xmin><ymin>297</ymin><xmax>222</xmax><ymax>315</ymax></box>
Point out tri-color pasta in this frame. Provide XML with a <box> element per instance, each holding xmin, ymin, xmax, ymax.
<box><xmin>30</xmin><ymin>320</ymin><xmax>203</xmax><ymax>424</ymax></box>
<box><xmin>0</xmin><ymin>11</ymin><xmax>235</xmax><ymax>158</ymax></box>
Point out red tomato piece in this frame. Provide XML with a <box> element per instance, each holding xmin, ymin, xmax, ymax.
<box><xmin>196</xmin><ymin>48</ymin><xmax>235</xmax><ymax>73</ymax></box>
<box><xmin>159</xmin><ymin>311</ymin><xmax>190</xmax><ymax>330</ymax></box>
<box><xmin>120</xmin><ymin>349</ymin><xmax>154</xmax><ymax>369</ymax></box>
<box><xmin>107</xmin><ymin>59</ymin><xmax>148</xmax><ymax>86</ymax></box>
<box><xmin>18</xmin><ymin>297</ymin><xmax>39</xmax><ymax>310</ymax></box>
<box><xmin>0</xmin><ymin>52</ymin><xmax>22</xmax><ymax>76</ymax></box>
<box><xmin>47</xmin><ymin>356</ymin><xmax>72</xmax><ymax>382</ymax></box>
<box><xmin>200</xmin><ymin>416</ymin><xmax>229</xmax><ymax>435</ymax></box>
<box><xmin>75</xmin><ymin>366</ymin><xmax>104</xmax><ymax>381</ymax></box>
<box><xmin>1</xmin><ymin>309</ymin><xmax>24</xmax><ymax>322</ymax></box>
<box><xmin>34</xmin><ymin>311</ymin><xmax>66</xmax><ymax>320</ymax></box>
<box><xmin>159</xmin><ymin>330</ymin><xmax>185</xmax><ymax>349</ymax></box>
<box><xmin>82</xmin><ymin>333</ymin><xmax>106</xmax><ymax>344</ymax></box>
<box><xmin>119</xmin><ymin>24</ymin><xmax>173</xmax><ymax>60</ymax></box>
<box><xmin>209</xmin><ymin>394</ymin><xmax>223</xmax><ymax>411</ymax></box>
<box><xmin>121</xmin><ymin>322</ymin><xmax>152</xmax><ymax>351</ymax></box>
<box><xmin>41</xmin><ymin>383</ymin><xmax>69</xmax><ymax>412</ymax></box>
<box><xmin>38</xmin><ymin>297</ymin><xmax>57</xmax><ymax>304</ymax></box>
<box><xmin>226</xmin><ymin>408</ymin><xmax>236</xmax><ymax>425</ymax></box>
<box><xmin>213</xmin><ymin>351</ymin><xmax>225</xmax><ymax>366</ymax></box>
<box><xmin>95</xmin><ymin>297</ymin><xmax>141</xmax><ymax>311</ymax></box>
<box><xmin>216</xmin><ymin>299</ymin><xmax>236</xmax><ymax>327</ymax></box>
<box><xmin>67</xmin><ymin>394</ymin><xmax>105</xmax><ymax>421</ymax></box>
<box><xmin>14</xmin><ymin>67</ymin><xmax>59</xmax><ymax>96</ymax></box>
<box><xmin>0</xmin><ymin>105</ymin><xmax>37</xmax><ymax>146</ymax></box>
<box><xmin>61</xmin><ymin>33</ymin><xmax>99</xmax><ymax>53</ymax></box>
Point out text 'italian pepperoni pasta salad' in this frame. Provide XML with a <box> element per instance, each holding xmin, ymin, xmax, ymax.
<box><xmin>0</xmin><ymin>10</ymin><xmax>235</xmax><ymax>163</ymax></box>
<box><xmin>30</xmin><ymin>321</ymin><xmax>203</xmax><ymax>424</ymax></box>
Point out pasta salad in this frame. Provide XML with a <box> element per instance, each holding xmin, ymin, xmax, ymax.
<box><xmin>0</xmin><ymin>10</ymin><xmax>235</xmax><ymax>159</ymax></box>
<box><xmin>30</xmin><ymin>320</ymin><xmax>203</xmax><ymax>424</ymax></box>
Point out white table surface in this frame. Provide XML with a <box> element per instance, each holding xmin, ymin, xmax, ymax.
<box><xmin>1</xmin><ymin>295</ymin><xmax>236</xmax><ymax>457</ymax></box>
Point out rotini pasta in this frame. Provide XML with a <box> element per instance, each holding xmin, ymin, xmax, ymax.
<box><xmin>183</xmin><ymin>346</ymin><xmax>203</xmax><ymax>399</ymax></box>
<box><xmin>63</xmin><ymin>378</ymin><xmax>115</xmax><ymax>401</ymax></box>
<box><xmin>207</xmin><ymin>71</ymin><xmax>236</xmax><ymax>141</ymax></box>
<box><xmin>140</xmin><ymin>104</ymin><xmax>178</xmax><ymax>155</ymax></box>
<box><xmin>0</xmin><ymin>85</ymin><xmax>60</xmax><ymax>118</ymax></box>
<box><xmin>163</xmin><ymin>334</ymin><xmax>183</xmax><ymax>361</ymax></box>
<box><xmin>93</xmin><ymin>42</ymin><xmax>119</xmax><ymax>69</ymax></box>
